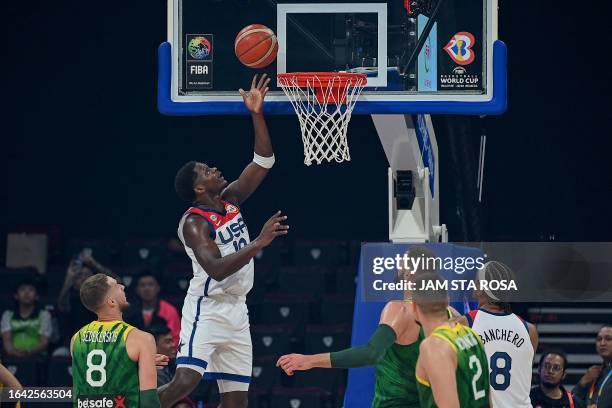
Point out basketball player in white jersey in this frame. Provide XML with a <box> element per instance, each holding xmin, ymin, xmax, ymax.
<box><xmin>158</xmin><ymin>74</ymin><xmax>289</xmax><ymax>408</ymax></box>
<box><xmin>461</xmin><ymin>261</ymin><xmax>539</xmax><ymax>408</ymax></box>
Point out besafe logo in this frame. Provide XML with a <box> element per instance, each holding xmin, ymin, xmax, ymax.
<box><xmin>218</xmin><ymin>217</ymin><xmax>247</xmax><ymax>244</ymax></box>
<box><xmin>77</xmin><ymin>395</ymin><xmax>125</xmax><ymax>408</ymax></box>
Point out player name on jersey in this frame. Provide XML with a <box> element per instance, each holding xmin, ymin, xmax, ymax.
<box><xmin>80</xmin><ymin>330</ymin><xmax>119</xmax><ymax>343</ymax></box>
<box><xmin>476</xmin><ymin>328</ymin><xmax>526</xmax><ymax>348</ymax></box>
<box><xmin>454</xmin><ymin>331</ymin><xmax>481</xmax><ymax>351</ymax></box>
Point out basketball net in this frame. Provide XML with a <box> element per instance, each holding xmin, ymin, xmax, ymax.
<box><xmin>277</xmin><ymin>72</ymin><xmax>367</xmax><ymax>166</ymax></box>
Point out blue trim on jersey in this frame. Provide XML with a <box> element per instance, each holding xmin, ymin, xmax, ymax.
<box><xmin>186</xmin><ymin>211</ymin><xmax>217</xmax><ymax>240</ymax></box>
<box><xmin>203</xmin><ymin>372</ymin><xmax>251</xmax><ymax>383</ymax></box>
<box><xmin>203</xmin><ymin>218</ymin><xmax>217</xmax><ymax>240</ymax></box>
<box><xmin>188</xmin><ymin>296</ymin><xmax>204</xmax><ymax>357</ymax></box>
<box><xmin>465</xmin><ymin>312</ymin><xmax>474</xmax><ymax>327</ymax></box>
<box><xmin>204</xmin><ymin>277</ymin><xmax>212</xmax><ymax>297</ymax></box>
<box><xmin>176</xmin><ymin>356</ymin><xmax>208</xmax><ymax>369</ymax></box>
<box><xmin>478</xmin><ymin>308</ymin><xmax>511</xmax><ymax>316</ymax></box>
<box><xmin>196</xmin><ymin>205</ymin><xmax>227</xmax><ymax>216</ymax></box>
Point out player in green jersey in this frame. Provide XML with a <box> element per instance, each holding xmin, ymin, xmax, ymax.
<box><xmin>413</xmin><ymin>274</ymin><xmax>489</xmax><ymax>408</ymax></box>
<box><xmin>277</xmin><ymin>246</ymin><xmax>459</xmax><ymax>408</ymax></box>
<box><xmin>71</xmin><ymin>273</ymin><xmax>161</xmax><ymax>408</ymax></box>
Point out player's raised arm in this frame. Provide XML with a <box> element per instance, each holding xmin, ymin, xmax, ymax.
<box><xmin>183</xmin><ymin>210</ymin><xmax>288</xmax><ymax>281</ymax></box>
<box><xmin>418</xmin><ymin>337</ymin><xmax>461</xmax><ymax>408</ymax></box>
<box><xmin>222</xmin><ymin>74</ymin><xmax>274</xmax><ymax>205</ymax></box>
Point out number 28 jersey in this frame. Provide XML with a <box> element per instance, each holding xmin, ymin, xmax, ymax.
<box><xmin>178</xmin><ymin>201</ymin><xmax>254</xmax><ymax>299</ymax></box>
<box><xmin>72</xmin><ymin>320</ymin><xmax>139</xmax><ymax>408</ymax></box>
<box><xmin>467</xmin><ymin>309</ymin><xmax>534</xmax><ymax>408</ymax></box>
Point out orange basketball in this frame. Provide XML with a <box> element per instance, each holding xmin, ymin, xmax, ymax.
<box><xmin>234</xmin><ymin>24</ymin><xmax>278</xmax><ymax>69</ymax></box>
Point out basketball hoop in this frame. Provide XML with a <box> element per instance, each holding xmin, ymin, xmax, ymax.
<box><xmin>277</xmin><ymin>72</ymin><xmax>367</xmax><ymax>166</ymax></box>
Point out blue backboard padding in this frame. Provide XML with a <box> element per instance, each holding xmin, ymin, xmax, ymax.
<box><xmin>343</xmin><ymin>243</ymin><xmax>482</xmax><ymax>407</ymax></box>
<box><xmin>158</xmin><ymin>41</ymin><xmax>507</xmax><ymax>116</ymax></box>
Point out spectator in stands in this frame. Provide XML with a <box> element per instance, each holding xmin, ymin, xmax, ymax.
<box><xmin>149</xmin><ymin>324</ymin><xmax>176</xmax><ymax>386</ymax></box>
<box><xmin>1</xmin><ymin>278</ymin><xmax>52</xmax><ymax>359</ymax></box>
<box><xmin>56</xmin><ymin>252</ymin><xmax>112</xmax><ymax>350</ymax></box>
<box><xmin>573</xmin><ymin>324</ymin><xmax>612</xmax><ymax>407</ymax></box>
<box><xmin>149</xmin><ymin>324</ymin><xmax>193</xmax><ymax>408</ymax></box>
<box><xmin>530</xmin><ymin>351</ymin><xmax>582</xmax><ymax>408</ymax></box>
<box><xmin>124</xmin><ymin>271</ymin><xmax>180</xmax><ymax>347</ymax></box>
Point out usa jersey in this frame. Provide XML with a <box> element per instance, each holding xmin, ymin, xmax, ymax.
<box><xmin>467</xmin><ymin>309</ymin><xmax>534</xmax><ymax>408</ymax></box>
<box><xmin>177</xmin><ymin>201</ymin><xmax>254</xmax><ymax>299</ymax></box>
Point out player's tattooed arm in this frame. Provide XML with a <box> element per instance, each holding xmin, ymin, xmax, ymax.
<box><xmin>418</xmin><ymin>337</ymin><xmax>460</xmax><ymax>408</ymax></box>
<box><xmin>222</xmin><ymin>74</ymin><xmax>273</xmax><ymax>204</ymax></box>
<box><xmin>183</xmin><ymin>211</ymin><xmax>288</xmax><ymax>281</ymax></box>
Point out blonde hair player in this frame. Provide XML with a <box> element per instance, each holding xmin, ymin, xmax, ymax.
<box><xmin>413</xmin><ymin>274</ymin><xmax>490</xmax><ymax>408</ymax></box>
<box><xmin>277</xmin><ymin>246</ymin><xmax>461</xmax><ymax>407</ymax></box>
<box><xmin>71</xmin><ymin>273</ymin><xmax>162</xmax><ymax>407</ymax></box>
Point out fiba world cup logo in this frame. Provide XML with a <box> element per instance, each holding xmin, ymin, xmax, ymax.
<box><xmin>188</xmin><ymin>36</ymin><xmax>212</xmax><ymax>60</ymax></box>
<box><xmin>444</xmin><ymin>32</ymin><xmax>475</xmax><ymax>66</ymax></box>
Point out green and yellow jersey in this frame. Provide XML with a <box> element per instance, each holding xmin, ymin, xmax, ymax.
<box><xmin>371</xmin><ymin>305</ymin><xmax>454</xmax><ymax>408</ymax></box>
<box><xmin>72</xmin><ymin>320</ymin><xmax>139</xmax><ymax>408</ymax></box>
<box><xmin>371</xmin><ymin>330</ymin><xmax>423</xmax><ymax>407</ymax></box>
<box><xmin>416</xmin><ymin>323</ymin><xmax>489</xmax><ymax>408</ymax></box>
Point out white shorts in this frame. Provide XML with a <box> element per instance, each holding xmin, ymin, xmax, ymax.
<box><xmin>176</xmin><ymin>294</ymin><xmax>252</xmax><ymax>393</ymax></box>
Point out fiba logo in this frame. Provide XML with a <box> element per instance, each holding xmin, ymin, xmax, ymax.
<box><xmin>188</xmin><ymin>36</ymin><xmax>212</xmax><ymax>60</ymax></box>
<box><xmin>453</xmin><ymin>66</ymin><xmax>467</xmax><ymax>75</ymax></box>
<box><xmin>226</xmin><ymin>204</ymin><xmax>238</xmax><ymax>214</ymax></box>
<box><xmin>444</xmin><ymin>32</ymin><xmax>475</xmax><ymax>66</ymax></box>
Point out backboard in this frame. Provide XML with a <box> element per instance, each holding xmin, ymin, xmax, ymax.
<box><xmin>158</xmin><ymin>0</ymin><xmax>506</xmax><ymax>115</ymax></box>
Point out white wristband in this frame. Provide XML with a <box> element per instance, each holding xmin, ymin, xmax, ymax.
<box><xmin>253</xmin><ymin>152</ymin><xmax>275</xmax><ymax>169</ymax></box>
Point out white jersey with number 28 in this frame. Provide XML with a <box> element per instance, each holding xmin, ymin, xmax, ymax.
<box><xmin>467</xmin><ymin>309</ymin><xmax>534</xmax><ymax>408</ymax></box>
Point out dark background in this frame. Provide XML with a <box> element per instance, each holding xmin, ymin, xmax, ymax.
<box><xmin>2</xmin><ymin>0</ymin><xmax>611</xmax><ymax>244</ymax></box>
